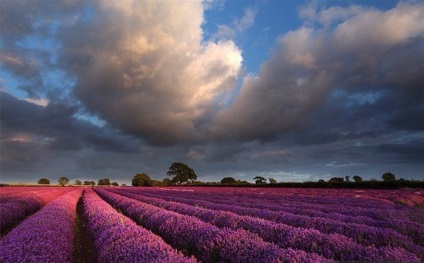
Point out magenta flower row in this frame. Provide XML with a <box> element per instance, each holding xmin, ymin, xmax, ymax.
<box><xmin>0</xmin><ymin>189</ymin><xmax>82</xmax><ymax>262</ymax></box>
<box><xmin>95</xmin><ymin>188</ymin><xmax>325</xmax><ymax>263</ymax></box>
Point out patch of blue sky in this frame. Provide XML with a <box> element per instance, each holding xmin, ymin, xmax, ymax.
<box><xmin>347</xmin><ymin>90</ymin><xmax>382</xmax><ymax>106</ymax></box>
<box><xmin>0</xmin><ymin>70</ymin><xmax>27</xmax><ymax>98</ymax></box>
<box><xmin>73</xmin><ymin>111</ymin><xmax>107</xmax><ymax>128</ymax></box>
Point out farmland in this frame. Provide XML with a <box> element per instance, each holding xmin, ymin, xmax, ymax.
<box><xmin>0</xmin><ymin>186</ymin><xmax>423</xmax><ymax>262</ymax></box>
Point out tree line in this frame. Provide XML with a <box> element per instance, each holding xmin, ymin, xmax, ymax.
<box><xmin>37</xmin><ymin>177</ymin><xmax>122</xmax><ymax>186</ymax></box>
<box><xmin>35</xmin><ymin>163</ymin><xmax>423</xmax><ymax>189</ymax></box>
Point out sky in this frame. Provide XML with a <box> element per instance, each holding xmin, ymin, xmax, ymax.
<box><xmin>1</xmin><ymin>0</ymin><xmax>423</xmax><ymax>185</ymax></box>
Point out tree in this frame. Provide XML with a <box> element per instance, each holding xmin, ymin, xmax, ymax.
<box><xmin>345</xmin><ymin>176</ymin><xmax>350</xmax><ymax>182</ymax></box>
<box><xmin>353</xmin><ymin>175</ymin><xmax>363</xmax><ymax>183</ymax></box>
<box><xmin>253</xmin><ymin>176</ymin><xmax>266</xmax><ymax>184</ymax></box>
<box><xmin>98</xmin><ymin>178</ymin><xmax>111</xmax><ymax>186</ymax></box>
<box><xmin>132</xmin><ymin>173</ymin><xmax>153</xmax><ymax>186</ymax></box>
<box><xmin>83</xmin><ymin>181</ymin><xmax>96</xmax><ymax>186</ymax></box>
<box><xmin>162</xmin><ymin>178</ymin><xmax>172</xmax><ymax>186</ymax></box>
<box><xmin>328</xmin><ymin>177</ymin><xmax>344</xmax><ymax>183</ymax></box>
<box><xmin>269</xmin><ymin>178</ymin><xmax>277</xmax><ymax>184</ymax></box>
<box><xmin>167</xmin><ymin>163</ymin><xmax>197</xmax><ymax>184</ymax></box>
<box><xmin>74</xmin><ymin>180</ymin><xmax>82</xmax><ymax>185</ymax></box>
<box><xmin>58</xmin><ymin>176</ymin><xmax>69</xmax><ymax>186</ymax></box>
<box><xmin>221</xmin><ymin>177</ymin><xmax>237</xmax><ymax>185</ymax></box>
<box><xmin>37</xmin><ymin>178</ymin><xmax>50</xmax><ymax>185</ymax></box>
<box><xmin>382</xmin><ymin>172</ymin><xmax>396</xmax><ymax>182</ymax></box>
<box><xmin>111</xmin><ymin>182</ymin><xmax>119</xmax><ymax>186</ymax></box>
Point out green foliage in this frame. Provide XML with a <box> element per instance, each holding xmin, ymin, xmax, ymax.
<box><xmin>98</xmin><ymin>178</ymin><xmax>111</xmax><ymax>186</ymax></box>
<box><xmin>221</xmin><ymin>177</ymin><xmax>237</xmax><ymax>185</ymax></box>
<box><xmin>353</xmin><ymin>175</ymin><xmax>363</xmax><ymax>183</ymax></box>
<box><xmin>162</xmin><ymin>178</ymin><xmax>172</xmax><ymax>186</ymax></box>
<box><xmin>132</xmin><ymin>173</ymin><xmax>153</xmax><ymax>186</ymax></box>
<box><xmin>58</xmin><ymin>176</ymin><xmax>69</xmax><ymax>186</ymax></box>
<box><xmin>74</xmin><ymin>180</ymin><xmax>82</xmax><ymax>185</ymax></box>
<box><xmin>83</xmin><ymin>181</ymin><xmax>96</xmax><ymax>186</ymax></box>
<box><xmin>328</xmin><ymin>177</ymin><xmax>344</xmax><ymax>183</ymax></box>
<box><xmin>167</xmin><ymin>162</ymin><xmax>197</xmax><ymax>184</ymax></box>
<box><xmin>382</xmin><ymin>172</ymin><xmax>396</xmax><ymax>182</ymax></box>
<box><xmin>253</xmin><ymin>176</ymin><xmax>266</xmax><ymax>184</ymax></box>
<box><xmin>37</xmin><ymin>178</ymin><xmax>50</xmax><ymax>185</ymax></box>
<box><xmin>345</xmin><ymin>176</ymin><xmax>350</xmax><ymax>182</ymax></box>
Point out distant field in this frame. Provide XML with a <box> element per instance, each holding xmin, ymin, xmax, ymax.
<box><xmin>1</xmin><ymin>186</ymin><xmax>423</xmax><ymax>262</ymax></box>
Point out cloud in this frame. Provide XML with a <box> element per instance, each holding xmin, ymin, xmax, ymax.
<box><xmin>215</xmin><ymin>7</ymin><xmax>257</xmax><ymax>40</ymax></box>
<box><xmin>1</xmin><ymin>0</ymin><xmax>423</xmax><ymax>182</ymax></box>
<box><xmin>212</xmin><ymin>1</ymin><xmax>424</xmax><ymax>142</ymax></box>
<box><xmin>56</xmin><ymin>0</ymin><xmax>242</xmax><ymax>145</ymax></box>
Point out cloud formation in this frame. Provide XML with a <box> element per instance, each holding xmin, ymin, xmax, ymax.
<box><xmin>213</xmin><ymin>1</ymin><xmax>424</xmax><ymax>142</ymax></box>
<box><xmin>59</xmin><ymin>0</ymin><xmax>242</xmax><ymax>145</ymax></box>
<box><xmin>1</xmin><ymin>0</ymin><xmax>423</xmax><ymax>183</ymax></box>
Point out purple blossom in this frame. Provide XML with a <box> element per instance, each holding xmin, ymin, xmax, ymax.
<box><xmin>83</xmin><ymin>188</ymin><xmax>195</xmax><ymax>263</ymax></box>
<box><xmin>0</xmin><ymin>189</ymin><xmax>82</xmax><ymax>263</ymax></box>
<box><xmin>95</xmin><ymin>188</ymin><xmax>326</xmax><ymax>263</ymax></box>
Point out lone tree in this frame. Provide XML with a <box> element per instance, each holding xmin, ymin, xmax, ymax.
<box><xmin>58</xmin><ymin>176</ymin><xmax>69</xmax><ymax>186</ymax></box>
<box><xmin>253</xmin><ymin>176</ymin><xmax>266</xmax><ymax>184</ymax></box>
<box><xmin>38</xmin><ymin>178</ymin><xmax>50</xmax><ymax>185</ymax></box>
<box><xmin>382</xmin><ymin>172</ymin><xmax>396</xmax><ymax>182</ymax></box>
<box><xmin>167</xmin><ymin>162</ymin><xmax>197</xmax><ymax>184</ymax></box>
<box><xmin>221</xmin><ymin>177</ymin><xmax>237</xmax><ymax>185</ymax></box>
<box><xmin>74</xmin><ymin>180</ymin><xmax>82</xmax><ymax>185</ymax></box>
<box><xmin>353</xmin><ymin>175</ymin><xmax>363</xmax><ymax>183</ymax></box>
<box><xmin>98</xmin><ymin>178</ymin><xmax>111</xmax><ymax>186</ymax></box>
<box><xmin>132</xmin><ymin>173</ymin><xmax>153</xmax><ymax>186</ymax></box>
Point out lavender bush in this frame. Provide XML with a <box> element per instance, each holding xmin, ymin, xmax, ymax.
<box><xmin>0</xmin><ymin>189</ymin><xmax>82</xmax><ymax>263</ymax></box>
<box><xmin>95</xmin><ymin>188</ymin><xmax>324</xmax><ymax>263</ymax></box>
<box><xmin>0</xmin><ymin>187</ymin><xmax>74</xmax><ymax>233</ymax></box>
<box><xmin>83</xmin><ymin>188</ymin><xmax>195</xmax><ymax>263</ymax></box>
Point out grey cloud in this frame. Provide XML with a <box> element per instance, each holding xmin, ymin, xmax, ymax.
<box><xmin>0</xmin><ymin>92</ymin><xmax>139</xmax><ymax>153</ymax></box>
<box><xmin>52</xmin><ymin>0</ymin><xmax>242</xmax><ymax>145</ymax></box>
<box><xmin>212</xmin><ymin>1</ymin><xmax>424</xmax><ymax>143</ymax></box>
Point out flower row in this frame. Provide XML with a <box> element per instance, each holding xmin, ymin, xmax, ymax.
<box><xmin>0</xmin><ymin>189</ymin><xmax>82</xmax><ymax>262</ymax></box>
<box><xmin>108</xmin><ymin>188</ymin><xmax>420</xmax><ymax>262</ymax></box>
<box><xmin>95</xmin><ymin>188</ymin><xmax>324</xmax><ymax>263</ymax></box>
<box><xmin>121</xmin><ymin>188</ymin><xmax>424</xmax><ymax>259</ymax></box>
<box><xmin>82</xmin><ymin>188</ymin><xmax>195</xmax><ymax>263</ymax></box>
<box><xmin>0</xmin><ymin>187</ymin><xmax>75</xmax><ymax>233</ymax></box>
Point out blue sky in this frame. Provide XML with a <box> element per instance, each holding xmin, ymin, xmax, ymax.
<box><xmin>1</xmin><ymin>0</ymin><xmax>423</xmax><ymax>185</ymax></box>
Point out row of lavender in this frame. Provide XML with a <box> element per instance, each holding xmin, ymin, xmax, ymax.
<box><xmin>0</xmin><ymin>189</ymin><xmax>82</xmax><ymax>262</ymax></box>
<box><xmin>135</xmin><ymin>187</ymin><xmax>424</xmax><ymax>230</ymax></box>
<box><xmin>135</xmin><ymin>187</ymin><xmax>424</xmax><ymax>223</ymax></box>
<box><xmin>106</xmin><ymin>188</ymin><xmax>421</xmax><ymax>262</ymax></box>
<box><xmin>133</xmin><ymin>187</ymin><xmax>424</xmax><ymax>245</ymax></box>
<box><xmin>1</xmin><ymin>188</ymin><xmax>197</xmax><ymax>262</ymax></box>
<box><xmin>0</xmin><ymin>187</ymin><xmax>75</xmax><ymax>233</ymax></box>
<box><xmin>1</xmin><ymin>186</ymin><xmax>423</xmax><ymax>262</ymax></box>
<box><xmin>109</xmin><ymin>187</ymin><xmax>424</xmax><ymax>260</ymax></box>
<box><xmin>94</xmin><ymin>188</ymin><xmax>325</xmax><ymax>262</ymax></box>
<box><xmin>82</xmin><ymin>188</ymin><xmax>195</xmax><ymax>262</ymax></box>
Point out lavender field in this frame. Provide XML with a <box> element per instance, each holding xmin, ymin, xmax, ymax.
<box><xmin>1</xmin><ymin>186</ymin><xmax>423</xmax><ymax>262</ymax></box>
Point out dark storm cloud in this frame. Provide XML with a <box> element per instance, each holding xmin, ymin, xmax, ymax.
<box><xmin>0</xmin><ymin>92</ymin><xmax>139</xmax><ymax>154</ymax></box>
